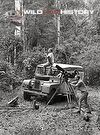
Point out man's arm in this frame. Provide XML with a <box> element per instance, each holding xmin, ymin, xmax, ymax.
<box><xmin>70</xmin><ymin>80</ymin><xmax>82</xmax><ymax>87</ymax></box>
<box><xmin>71</xmin><ymin>80</ymin><xmax>86</xmax><ymax>90</ymax></box>
<box><xmin>70</xmin><ymin>81</ymin><xmax>78</xmax><ymax>87</ymax></box>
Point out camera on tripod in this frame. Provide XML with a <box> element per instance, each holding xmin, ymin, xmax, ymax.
<box><xmin>56</xmin><ymin>65</ymin><xmax>78</xmax><ymax>83</ymax></box>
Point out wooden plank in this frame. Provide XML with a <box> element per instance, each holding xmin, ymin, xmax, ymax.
<box><xmin>8</xmin><ymin>96</ymin><xmax>19</xmax><ymax>107</ymax></box>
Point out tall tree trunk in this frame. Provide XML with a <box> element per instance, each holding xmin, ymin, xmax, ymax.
<box><xmin>11</xmin><ymin>45</ymin><xmax>14</xmax><ymax>65</ymax></box>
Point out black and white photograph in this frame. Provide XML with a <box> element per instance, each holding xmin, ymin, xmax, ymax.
<box><xmin>0</xmin><ymin>0</ymin><xmax>100</xmax><ymax>134</ymax></box>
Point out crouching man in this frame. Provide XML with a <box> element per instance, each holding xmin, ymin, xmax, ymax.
<box><xmin>71</xmin><ymin>75</ymin><xmax>91</xmax><ymax>114</ymax></box>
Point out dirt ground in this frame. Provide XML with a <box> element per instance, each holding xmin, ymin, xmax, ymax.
<box><xmin>0</xmin><ymin>87</ymin><xmax>100</xmax><ymax>135</ymax></box>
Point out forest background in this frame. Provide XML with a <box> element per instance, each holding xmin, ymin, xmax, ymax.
<box><xmin>0</xmin><ymin>0</ymin><xmax>100</xmax><ymax>91</ymax></box>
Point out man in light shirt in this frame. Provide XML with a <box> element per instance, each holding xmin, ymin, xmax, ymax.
<box><xmin>43</xmin><ymin>48</ymin><xmax>54</xmax><ymax>75</ymax></box>
<box><xmin>70</xmin><ymin>74</ymin><xmax>91</xmax><ymax>114</ymax></box>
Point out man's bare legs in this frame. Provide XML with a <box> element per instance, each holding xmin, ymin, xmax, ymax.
<box><xmin>43</xmin><ymin>62</ymin><xmax>50</xmax><ymax>75</ymax></box>
<box><xmin>77</xmin><ymin>92</ymin><xmax>91</xmax><ymax>114</ymax></box>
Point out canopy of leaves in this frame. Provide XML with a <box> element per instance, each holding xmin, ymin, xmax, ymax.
<box><xmin>1</xmin><ymin>0</ymin><xmax>100</xmax><ymax>86</ymax></box>
<box><xmin>0</xmin><ymin>60</ymin><xmax>22</xmax><ymax>91</ymax></box>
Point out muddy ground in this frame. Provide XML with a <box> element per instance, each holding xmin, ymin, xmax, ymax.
<box><xmin>0</xmin><ymin>87</ymin><xmax>100</xmax><ymax>135</ymax></box>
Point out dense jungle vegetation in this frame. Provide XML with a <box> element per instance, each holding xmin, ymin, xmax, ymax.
<box><xmin>0</xmin><ymin>0</ymin><xmax>100</xmax><ymax>90</ymax></box>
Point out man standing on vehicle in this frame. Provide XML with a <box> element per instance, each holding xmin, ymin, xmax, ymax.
<box><xmin>43</xmin><ymin>48</ymin><xmax>54</xmax><ymax>75</ymax></box>
<box><xmin>70</xmin><ymin>74</ymin><xmax>91</xmax><ymax>114</ymax></box>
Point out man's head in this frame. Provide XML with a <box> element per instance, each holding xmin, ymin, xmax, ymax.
<box><xmin>74</xmin><ymin>70</ymin><xmax>79</xmax><ymax>75</ymax></box>
<box><xmin>48</xmin><ymin>48</ymin><xmax>53</xmax><ymax>53</ymax></box>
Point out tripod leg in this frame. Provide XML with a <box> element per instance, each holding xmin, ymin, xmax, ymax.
<box><xmin>68</xmin><ymin>83</ymin><xmax>78</xmax><ymax>105</ymax></box>
<box><xmin>66</xmin><ymin>94</ymin><xmax>70</xmax><ymax>104</ymax></box>
<box><xmin>69</xmin><ymin>94</ymin><xmax>72</xmax><ymax>104</ymax></box>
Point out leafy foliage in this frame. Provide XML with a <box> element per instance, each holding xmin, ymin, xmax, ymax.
<box><xmin>0</xmin><ymin>60</ymin><xmax>22</xmax><ymax>91</ymax></box>
<box><xmin>1</xmin><ymin>0</ymin><xmax>100</xmax><ymax>86</ymax></box>
<box><xmin>16</xmin><ymin>46</ymin><xmax>46</xmax><ymax>79</ymax></box>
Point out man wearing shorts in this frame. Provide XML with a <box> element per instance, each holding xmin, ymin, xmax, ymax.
<box><xmin>71</xmin><ymin>75</ymin><xmax>91</xmax><ymax>114</ymax></box>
